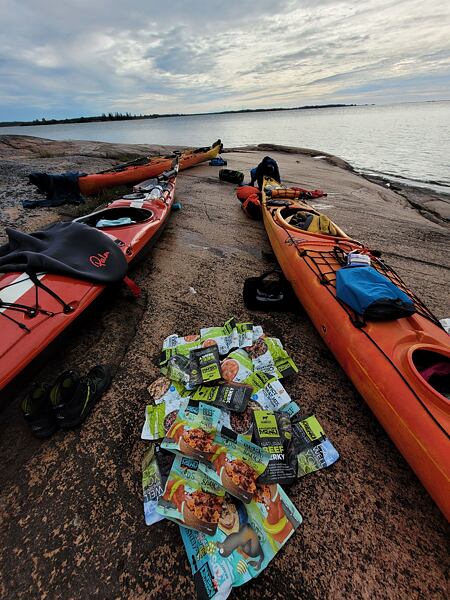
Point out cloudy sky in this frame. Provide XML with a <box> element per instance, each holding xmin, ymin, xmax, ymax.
<box><xmin>1</xmin><ymin>0</ymin><xmax>449</xmax><ymax>121</ymax></box>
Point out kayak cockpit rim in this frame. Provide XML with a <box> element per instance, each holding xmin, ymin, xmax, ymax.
<box><xmin>407</xmin><ymin>345</ymin><xmax>450</xmax><ymax>417</ymax></box>
<box><xmin>271</xmin><ymin>205</ymin><xmax>349</xmax><ymax>240</ymax></box>
<box><xmin>74</xmin><ymin>206</ymin><xmax>154</xmax><ymax>228</ymax></box>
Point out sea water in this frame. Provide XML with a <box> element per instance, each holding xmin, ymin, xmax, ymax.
<box><xmin>1</xmin><ymin>101</ymin><xmax>449</xmax><ymax>192</ymax></box>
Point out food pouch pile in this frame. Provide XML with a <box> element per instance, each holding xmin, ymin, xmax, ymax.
<box><xmin>140</xmin><ymin>318</ymin><xmax>339</xmax><ymax>600</ymax></box>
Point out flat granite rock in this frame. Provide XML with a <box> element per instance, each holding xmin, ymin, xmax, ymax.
<box><xmin>0</xmin><ymin>137</ymin><xmax>448</xmax><ymax>600</ymax></box>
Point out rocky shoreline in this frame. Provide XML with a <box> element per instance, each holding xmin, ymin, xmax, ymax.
<box><xmin>0</xmin><ymin>135</ymin><xmax>448</xmax><ymax>599</ymax></box>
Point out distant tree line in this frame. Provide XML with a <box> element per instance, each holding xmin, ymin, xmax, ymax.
<box><xmin>0</xmin><ymin>104</ymin><xmax>363</xmax><ymax>127</ymax></box>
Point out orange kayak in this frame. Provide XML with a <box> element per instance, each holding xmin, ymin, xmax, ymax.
<box><xmin>261</xmin><ymin>177</ymin><xmax>450</xmax><ymax>520</ymax></box>
<box><xmin>0</xmin><ymin>164</ymin><xmax>178</xmax><ymax>395</ymax></box>
<box><xmin>78</xmin><ymin>139</ymin><xmax>222</xmax><ymax>195</ymax></box>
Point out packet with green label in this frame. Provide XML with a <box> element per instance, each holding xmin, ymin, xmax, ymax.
<box><xmin>252</xmin><ymin>410</ymin><xmax>296</xmax><ymax>485</ymax></box>
<box><xmin>289</xmin><ymin>414</ymin><xmax>339</xmax><ymax>477</ymax></box>
<box><xmin>141</xmin><ymin>390</ymin><xmax>184</xmax><ymax>440</ymax></box>
<box><xmin>156</xmin><ymin>454</ymin><xmax>225</xmax><ymax>535</ymax></box>
<box><xmin>247</xmin><ymin>337</ymin><xmax>298</xmax><ymax>379</ymax></box>
<box><xmin>236</xmin><ymin>322</ymin><xmax>254</xmax><ymax>348</ymax></box>
<box><xmin>189</xmin><ymin>346</ymin><xmax>223</xmax><ymax>388</ymax></box>
<box><xmin>199</xmin><ymin>318</ymin><xmax>238</xmax><ymax>355</ymax></box>
<box><xmin>244</xmin><ymin>370</ymin><xmax>292</xmax><ymax>411</ymax></box>
<box><xmin>192</xmin><ymin>383</ymin><xmax>252</xmax><ymax>413</ymax></box>
<box><xmin>199</xmin><ymin>427</ymin><xmax>270</xmax><ymax>503</ymax></box>
<box><xmin>221</xmin><ymin>349</ymin><xmax>254</xmax><ymax>383</ymax></box>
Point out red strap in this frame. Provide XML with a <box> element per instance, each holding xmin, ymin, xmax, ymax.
<box><xmin>123</xmin><ymin>275</ymin><xmax>141</xmax><ymax>298</ymax></box>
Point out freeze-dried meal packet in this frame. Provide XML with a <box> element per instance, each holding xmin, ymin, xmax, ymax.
<box><xmin>289</xmin><ymin>414</ymin><xmax>339</xmax><ymax>477</ymax></box>
<box><xmin>200</xmin><ymin>318</ymin><xmax>239</xmax><ymax>356</ymax></box>
<box><xmin>198</xmin><ymin>427</ymin><xmax>270</xmax><ymax>504</ymax></box>
<box><xmin>252</xmin><ymin>410</ymin><xmax>296</xmax><ymax>485</ymax></box>
<box><xmin>156</xmin><ymin>454</ymin><xmax>225</xmax><ymax>535</ymax></box>
<box><xmin>180</xmin><ymin>483</ymin><xmax>302</xmax><ymax>600</ymax></box>
<box><xmin>192</xmin><ymin>383</ymin><xmax>252</xmax><ymax>413</ymax></box>
<box><xmin>147</xmin><ymin>377</ymin><xmax>189</xmax><ymax>405</ymax></box>
<box><xmin>244</xmin><ymin>370</ymin><xmax>292</xmax><ymax>411</ymax></box>
<box><xmin>247</xmin><ymin>336</ymin><xmax>298</xmax><ymax>379</ymax></box>
<box><xmin>189</xmin><ymin>346</ymin><xmax>223</xmax><ymax>387</ymax></box>
<box><xmin>141</xmin><ymin>392</ymin><xmax>185</xmax><ymax>440</ymax></box>
<box><xmin>161</xmin><ymin>402</ymin><xmax>222</xmax><ymax>462</ymax></box>
<box><xmin>221</xmin><ymin>349</ymin><xmax>254</xmax><ymax>383</ymax></box>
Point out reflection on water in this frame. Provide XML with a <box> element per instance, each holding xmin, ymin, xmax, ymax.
<box><xmin>2</xmin><ymin>101</ymin><xmax>449</xmax><ymax>191</ymax></box>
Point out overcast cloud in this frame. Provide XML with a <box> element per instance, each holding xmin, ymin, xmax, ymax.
<box><xmin>0</xmin><ymin>0</ymin><xmax>449</xmax><ymax>120</ymax></box>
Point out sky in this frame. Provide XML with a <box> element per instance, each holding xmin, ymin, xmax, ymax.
<box><xmin>1</xmin><ymin>0</ymin><xmax>449</xmax><ymax>121</ymax></box>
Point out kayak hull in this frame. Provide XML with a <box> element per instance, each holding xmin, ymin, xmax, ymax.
<box><xmin>261</xmin><ymin>178</ymin><xmax>450</xmax><ymax>520</ymax></box>
<box><xmin>78</xmin><ymin>140</ymin><xmax>221</xmax><ymax>195</ymax></box>
<box><xmin>0</xmin><ymin>169</ymin><xmax>178</xmax><ymax>393</ymax></box>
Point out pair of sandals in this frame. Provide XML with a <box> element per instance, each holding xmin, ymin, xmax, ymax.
<box><xmin>21</xmin><ymin>365</ymin><xmax>111</xmax><ymax>438</ymax></box>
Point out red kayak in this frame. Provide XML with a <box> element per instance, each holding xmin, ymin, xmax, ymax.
<box><xmin>0</xmin><ymin>163</ymin><xmax>178</xmax><ymax>394</ymax></box>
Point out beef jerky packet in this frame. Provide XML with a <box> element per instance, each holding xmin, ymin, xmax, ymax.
<box><xmin>289</xmin><ymin>414</ymin><xmax>339</xmax><ymax>477</ymax></box>
<box><xmin>192</xmin><ymin>383</ymin><xmax>252</xmax><ymax>413</ymax></box>
<box><xmin>180</xmin><ymin>483</ymin><xmax>302</xmax><ymax>600</ymax></box>
<box><xmin>156</xmin><ymin>454</ymin><xmax>225</xmax><ymax>535</ymax></box>
<box><xmin>198</xmin><ymin>427</ymin><xmax>270</xmax><ymax>503</ymax></box>
<box><xmin>252</xmin><ymin>410</ymin><xmax>296</xmax><ymax>485</ymax></box>
<box><xmin>161</xmin><ymin>402</ymin><xmax>222</xmax><ymax>462</ymax></box>
<box><xmin>142</xmin><ymin>445</ymin><xmax>166</xmax><ymax>526</ymax></box>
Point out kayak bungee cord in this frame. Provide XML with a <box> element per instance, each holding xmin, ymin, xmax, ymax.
<box><xmin>0</xmin><ymin>274</ymin><xmax>73</xmax><ymax>332</ymax></box>
<box><xmin>278</xmin><ymin>219</ymin><xmax>448</xmax><ymax>439</ymax></box>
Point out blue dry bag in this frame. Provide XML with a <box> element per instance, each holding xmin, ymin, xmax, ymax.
<box><xmin>336</xmin><ymin>265</ymin><xmax>416</xmax><ymax>320</ymax></box>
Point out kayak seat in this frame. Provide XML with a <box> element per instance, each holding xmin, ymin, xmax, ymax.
<box><xmin>75</xmin><ymin>207</ymin><xmax>153</xmax><ymax>228</ymax></box>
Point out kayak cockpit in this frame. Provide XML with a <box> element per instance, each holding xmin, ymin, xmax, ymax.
<box><xmin>411</xmin><ymin>348</ymin><xmax>450</xmax><ymax>404</ymax></box>
<box><xmin>74</xmin><ymin>206</ymin><xmax>153</xmax><ymax>229</ymax></box>
<box><xmin>277</xmin><ymin>206</ymin><xmax>347</xmax><ymax>238</ymax></box>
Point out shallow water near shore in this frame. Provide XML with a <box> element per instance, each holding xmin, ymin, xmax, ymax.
<box><xmin>2</xmin><ymin>101</ymin><xmax>449</xmax><ymax>193</ymax></box>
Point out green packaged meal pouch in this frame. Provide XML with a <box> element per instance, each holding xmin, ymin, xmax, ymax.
<box><xmin>236</xmin><ymin>322</ymin><xmax>253</xmax><ymax>348</ymax></box>
<box><xmin>141</xmin><ymin>388</ymin><xmax>185</xmax><ymax>440</ymax></box>
<box><xmin>252</xmin><ymin>410</ymin><xmax>296</xmax><ymax>485</ymax></box>
<box><xmin>189</xmin><ymin>346</ymin><xmax>223</xmax><ymax>387</ymax></box>
<box><xmin>216</xmin><ymin>371</ymin><xmax>293</xmax><ymax>440</ymax></box>
<box><xmin>161</xmin><ymin>401</ymin><xmax>222</xmax><ymax>461</ymax></box>
<box><xmin>180</xmin><ymin>483</ymin><xmax>302</xmax><ymax>600</ymax></box>
<box><xmin>200</xmin><ymin>318</ymin><xmax>238</xmax><ymax>356</ymax></box>
<box><xmin>192</xmin><ymin>383</ymin><xmax>252</xmax><ymax>413</ymax></box>
<box><xmin>221</xmin><ymin>349</ymin><xmax>254</xmax><ymax>383</ymax></box>
<box><xmin>142</xmin><ymin>445</ymin><xmax>166</xmax><ymax>526</ymax></box>
<box><xmin>198</xmin><ymin>427</ymin><xmax>270</xmax><ymax>504</ymax></box>
<box><xmin>289</xmin><ymin>414</ymin><xmax>339</xmax><ymax>477</ymax></box>
<box><xmin>159</xmin><ymin>333</ymin><xmax>202</xmax><ymax>372</ymax></box>
<box><xmin>247</xmin><ymin>337</ymin><xmax>298</xmax><ymax>379</ymax></box>
<box><xmin>147</xmin><ymin>377</ymin><xmax>189</xmax><ymax>405</ymax></box>
<box><xmin>244</xmin><ymin>370</ymin><xmax>292</xmax><ymax>411</ymax></box>
<box><xmin>156</xmin><ymin>454</ymin><xmax>225</xmax><ymax>535</ymax></box>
